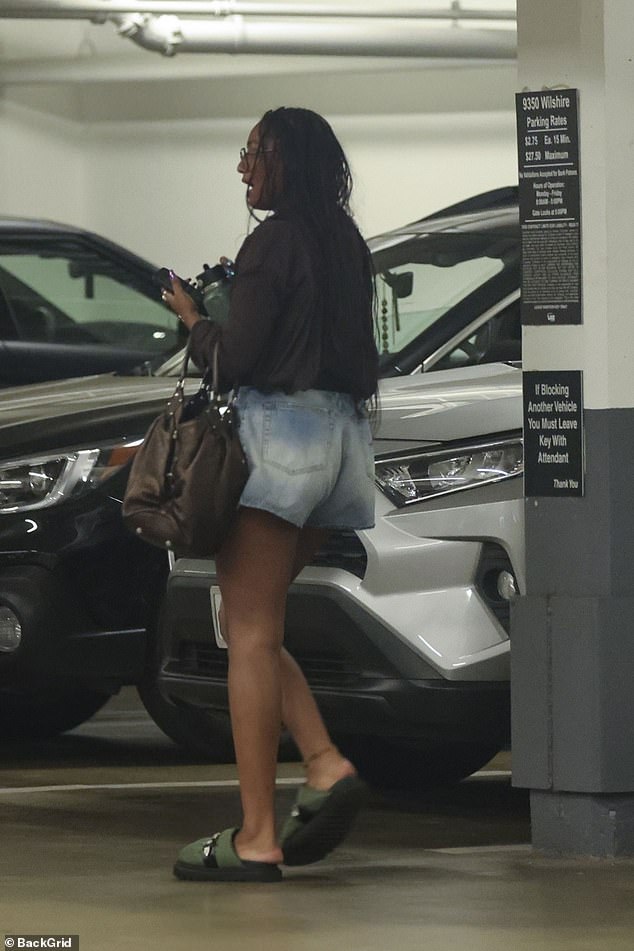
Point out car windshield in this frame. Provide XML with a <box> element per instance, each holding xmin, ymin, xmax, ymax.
<box><xmin>0</xmin><ymin>238</ymin><xmax>181</xmax><ymax>365</ymax></box>
<box><xmin>371</xmin><ymin>228</ymin><xmax>519</xmax><ymax>370</ymax></box>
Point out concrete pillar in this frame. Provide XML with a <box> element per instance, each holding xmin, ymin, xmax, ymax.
<box><xmin>511</xmin><ymin>0</ymin><xmax>634</xmax><ymax>856</ymax></box>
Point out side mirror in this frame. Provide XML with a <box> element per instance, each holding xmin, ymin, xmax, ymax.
<box><xmin>380</xmin><ymin>270</ymin><xmax>413</xmax><ymax>299</ymax></box>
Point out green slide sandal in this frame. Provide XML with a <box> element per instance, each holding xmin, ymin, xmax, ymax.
<box><xmin>174</xmin><ymin>827</ymin><xmax>283</xmax><ymax>883</ymax></box>
<box><xmin>281</xmin><ymin>775</ymin><xmax>368</xmax><ymax>866</ymax></box>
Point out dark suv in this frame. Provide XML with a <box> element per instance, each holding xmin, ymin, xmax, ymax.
<box><xmin>0</xmin><ymin>189</ymin><xmax>521</xmax><ymax>781</ymax></box>
<box><xmin>0</xmin><ymin>217</ymin><xmax>186</xmax><ymax>386</ymax></box>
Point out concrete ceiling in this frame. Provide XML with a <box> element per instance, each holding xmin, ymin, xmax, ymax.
<box><xmin>0</xmin><ymin>2</ymin><xmax>518</xmax><ymax>121</ymax></box>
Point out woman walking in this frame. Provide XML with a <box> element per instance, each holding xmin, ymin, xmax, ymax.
<box><xmin>162</xmin><ymin>107</ymin><xmax>379</xmax><ymax>882</ymax></box>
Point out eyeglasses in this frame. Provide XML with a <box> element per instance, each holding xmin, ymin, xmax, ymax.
<box><xmin>239</xmin><ymin>147</ymin><xmax>275</xmax><ymax>161</ymax></box>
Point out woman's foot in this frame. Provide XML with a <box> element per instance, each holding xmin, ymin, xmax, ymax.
<box><xmin>174</xmin><ymin>828</ymin><xmax>283</xmax><ymax>882</ymax></box>
<box><xmin>233</xmin><ymin>830</ymin><xmax>283</xmax><ymax>866</ymax></box>
<box><xmin>280</xmin><ymin>772</ymin><xmax>369</xmax><ymax>867</ymax></box>
<box><xmin>304</xmin><ymin>744</ymin><xmax>357</xmax><ymax>792</ymax></box>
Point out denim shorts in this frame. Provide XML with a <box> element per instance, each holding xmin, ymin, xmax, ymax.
<box><xmin>233</xmin><ymin>386</ymin><xmax>375</xmax><ymax>530</ymax></box>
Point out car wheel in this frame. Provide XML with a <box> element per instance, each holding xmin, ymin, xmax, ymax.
<box><xmin>0</xmin><ymin>686</ymin><xmax>112</xmax><ymax>739</ymax></box>
<box><xmin>333</xmin><ymin>735</ymin><xmax>501</xmax><ymax>791</ymax></box>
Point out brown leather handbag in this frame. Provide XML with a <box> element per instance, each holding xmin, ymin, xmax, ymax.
<box><xmin>122</xmin><ymin>344</ymin><xmax>248</xmax><ymax>557</ymax></box>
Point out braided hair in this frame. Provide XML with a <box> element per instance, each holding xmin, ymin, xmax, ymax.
<box><xmin>252</xmin><ymin>107</ymin><xmax>378</xmax><ymax>401</ymax></box>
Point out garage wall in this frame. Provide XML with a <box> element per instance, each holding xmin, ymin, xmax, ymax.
<box><xmin>81</xmin><ymin>108</ymin><xmax>517</xmax><ymax>272</ymax></box>
<box><xmin>1</xmin><ymin>96</ymin><xmax>86</xmax><ymax>227</ymax></box>
<box><xmin>83</xmin><ymin>117</ymin><xmax>251</xmax><ymax>274</ymax></box>
<box><xmin>339</xmin><ymin>110</ymin><xmax>517</xmax><ymax>234</ymax></box>
<box><xmin>2</xmin><ymin>66</ymin><xmax>518</xmax><ymax>271</ymax></box>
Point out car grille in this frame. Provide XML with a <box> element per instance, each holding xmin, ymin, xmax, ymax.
<box><xmin>171</xmin><ymin>640</ymin><xmax>227</xmax><ymax>678</ymax></box>
<box><xmin>170</xmin><ymin>638</ymin><xmax>363</xmax><ymax>687</ymax></box>
<box><xmin>309</xmin><ymin>530</ymin><xmax>367</xmax><ymax>578</ymax></box>
<box><xmin>166</xmin><ymin>578</ymin><xmax>386</xmax><ymax>689</ymax></box>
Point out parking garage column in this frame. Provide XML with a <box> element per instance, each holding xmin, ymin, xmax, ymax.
<box><xmin>511</xmin><ymin>0</ymin><xmax>634</xmax><ymax>856</ymax></box>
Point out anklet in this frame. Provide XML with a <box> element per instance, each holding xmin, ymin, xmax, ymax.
<box><xmin>302</xmin><ymin>745</ymin><xmax>336</xmax><ymax>769</ymax></box>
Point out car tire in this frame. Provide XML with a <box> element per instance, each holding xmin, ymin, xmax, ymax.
<box><xmin>0</xmin><ymin>686</ymin><xmax>112</xmax><ymax>739</ymax></box>
<box><xmin>333</xmin><ymin>735</ymin><xmax>501</xmax><ymax>791</ymax></box>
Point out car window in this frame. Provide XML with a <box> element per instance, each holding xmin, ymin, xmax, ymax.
<box><xmin>374</xmin><ymin>256</ymin><xmax>503</xmax><ymax>356</ymax></box>
<box><xmin>430</xmin><ymin>296</ymin><xmax>521</xmax><ymax>371</ymax></box>
<box><xmin>0</xmin><ymin>248</ymin><xmax>179</xmax><ymax>355</ymax></box>
<box><xmin>371</xmin><ymin>228</ymin><xmax>519</xmax><ymax>375</ymax></box>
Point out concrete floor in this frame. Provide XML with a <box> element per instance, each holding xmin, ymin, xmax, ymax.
<box><xmin>2</xmin><ymin>691</ymin><xmax>634</xmax><ymax>951</ymax></box>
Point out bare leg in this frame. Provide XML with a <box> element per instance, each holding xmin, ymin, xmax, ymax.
<box><xmin>215</xmin><ymin>507</ymin><xmax>299</xmax><ymax>864</ymax></box>
<box><xmin>279</xmin><ymin>526</ymin><xmax>357</xmax><ymax>790</ymax></box>
<box><xmin>278</xmin><ymin>649</ymin><xmax>356</xmax><ymax>790</ymax></box>
<box><xmin>219</xmin><ymin>523</ymin><xmax>356</xmax><ymax>794</ymax></box>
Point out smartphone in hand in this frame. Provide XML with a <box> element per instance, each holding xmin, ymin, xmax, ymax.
<box><xmin>153</xmin><ymin>267</ymin><xmax>205</xmax><ymax>311</ymax></box>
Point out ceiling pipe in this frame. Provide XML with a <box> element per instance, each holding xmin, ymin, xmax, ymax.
<box><xmin>112</xmin><ymin>15</ymin><xmax>516</xmax><ymax>58</ymax></box>
<box><xmin>0</xmin><ymin>1</ymin><xmax>517</xmax><ymax>61</ymax></box>
<box><xmin>0</xmin><ymin>1</ymin><xmax>516</xmax><ymax>21</ymax></box>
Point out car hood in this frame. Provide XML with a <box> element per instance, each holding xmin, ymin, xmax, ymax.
<box><xmin>0</xmin><ymin>363</ymin><xmax>523</xmax><ymax>458</ymax></box>
<box><xmin>0</xmin><ymin>373</ymin><xmax>187</xmax><ymax>456</ymax></box>
<box><xmin>375</xmin><ymin>363</ymin><xmax>522</xmax><ymax>448</ymax></box>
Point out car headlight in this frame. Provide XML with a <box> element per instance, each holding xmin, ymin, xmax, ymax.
<box><xmin>375</xmin><ymin>437</ymin><xmax>523</xmax><ymax>507</ymax></box>
<box><xmin>0</xmin><ymin>441</ymin><xmax>142</xmax><ymax>513</ymax></box>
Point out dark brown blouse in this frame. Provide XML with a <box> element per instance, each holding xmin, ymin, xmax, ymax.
<box><xmin>188</xmin><ymin>215</ymin><xmax>377</xmax><ymax>398</ymax></box>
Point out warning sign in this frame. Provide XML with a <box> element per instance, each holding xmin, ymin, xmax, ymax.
<box><xmin>523</xmin><ymin>370</ymin><xmax>584</xmax><ymax>496</ymax></box>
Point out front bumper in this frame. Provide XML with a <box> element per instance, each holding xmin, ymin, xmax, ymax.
<box><xmin>157</xmin><ymin>481</ymin><xmax>522</xmax><ymax>746</ymax></box>
<box><xmin>0</xmin><ymin>475</ymin><xmax>167</xmax><ymax>690</ymax></box>
<box><xmin>0</xmin><ymin>557</ymin><xmax>148</xmax><ymax>690</ymax></box>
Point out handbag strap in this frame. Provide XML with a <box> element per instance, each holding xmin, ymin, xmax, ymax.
<box><xmin>169</xmin><ymin>342</ymin><xmax>192</xmax><ymax>407</ymax></box>
<box><xmin>172</xmin><ymin>338</ymin><xmax>227</xmax><ymax>407</ymax></box>
<box><xmin>210</xmin><ymin>342</ymin><xmax>222</xmax><ymax>404</ymax></box>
